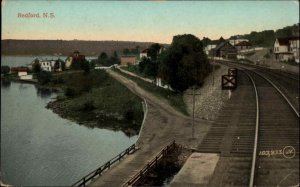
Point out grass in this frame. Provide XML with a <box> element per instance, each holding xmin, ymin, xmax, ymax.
<box><xmin>46</xmin><ymin>70</ymin><xmax>144</xmax><ymax>137</ymax></box>
<box><xmin>121</xmin><ymin>65</ymin><xmax>155</xmax><ymax>79</ymax></box>
<box><xmin>113</xmin><ymin>68</ymin><xmax>189</xmax><ymax>116</ymax></box>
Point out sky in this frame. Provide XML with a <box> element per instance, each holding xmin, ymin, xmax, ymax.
<box><xmin>1</xmin><ymin>0</ymin><xmax>299</xmax><ymax>44</ymax></box>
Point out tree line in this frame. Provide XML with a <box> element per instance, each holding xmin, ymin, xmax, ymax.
<box><xmin>202</xmin><ymin>23</ymin><xmax>299</xmax><ymax>47</ymax></box>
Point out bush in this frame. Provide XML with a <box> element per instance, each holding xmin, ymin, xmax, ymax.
<box><xmin>79</xmin><ymin>101</ymin><xmax>96</xmax><ymax>111</ymax></box>
<box><xmin>1</xmin><ymin>66</ymin><xmax>10</xmax><ymax>74</ymax></box>
<box><xmin>64</xmin><ymin>87</ymin><xmax>76</xmax><ymax>97</ymax></box>
<box><xmin>37</xmin><ymin>71</ymin><xmax>52</xmax><ymax>85</ymax></box>
<box><xmin>32</xmin><ymin>59</ymin><xmax>41</xmax><ymax>73</ymax></box>
<box><xmin>52</xmin><ymin>77</ymin><xmax>65</xmax><ymax>84</ymax></box>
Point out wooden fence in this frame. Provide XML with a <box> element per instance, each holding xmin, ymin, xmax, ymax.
<box><xmin>123</xmin><ymin>140</ymin><xmax>177</xmax><ymax>187</ymax></box>
<box><xmin>71</xmin><ymin>144</ymin><xmax>137</xmax><ymax>187</ymax></box>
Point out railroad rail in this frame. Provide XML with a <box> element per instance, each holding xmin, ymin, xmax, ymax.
<box><xmin>216</xmin><ymin>59</ymin><xmax>299</xmax><ymax>110</ymax></box>
<box><xmin>71</xmin><ymin>144</ymin><xmax>137</xmax><ymax>187</ymax></box>
<box><xmin>214</xmin><ymin>60</ymin><xmax>299</xmax><ymax>186</ymax></box>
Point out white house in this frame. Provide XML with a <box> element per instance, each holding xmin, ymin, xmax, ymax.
<box><xmin>140</xmin><ymin>49</ymin><xmax>148</xmax><ymax>59</ymax></box>
<box><xmin>204</xmin><ymin>44</ymin><xmax>217</xmax><ymax>55</ymax></box>
<box><xmin>274</xmin><ymin>37</ymin><xmax>299</xmax><ymax>63</ymax></box>
<box><xmin>39</xmin><ymin>60</ymin><xmax>62</xmax><ymax>72</ymax></box>
<box><xmin>40</xmin><ymin>60</ymin><xmax>52</xmax><ymax>72</ymax></box>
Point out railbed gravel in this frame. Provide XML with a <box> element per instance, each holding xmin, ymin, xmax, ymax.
<box><xmin>183</xmin><ymin>64</ymin><xmax>232</xmax><ymax>121</ymax></box>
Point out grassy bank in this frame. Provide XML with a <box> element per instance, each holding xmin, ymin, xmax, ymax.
<box><xmin>121</xmin><ymin>65</ymin><xmax>155</xmax><ymax>79</ymax></box>
<box><xmin>113</xmin><ymin>68</ymin><xmax>188</xmax><ymax>116</ymax></box>
<box><xmin>46</xmin><ymin>70</ymin><xmax>144</xmax><ymax>137</ymax></box>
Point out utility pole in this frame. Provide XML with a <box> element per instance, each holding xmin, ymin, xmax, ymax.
<box><xmin>186</xmin><ymin>85</ymin><xmax>201</xmax><ymax>139</ymax></box>
<box><xmin>212</xmin><ymin>59</ymin><xmax>215</xmax><ymax>86</ymax></box>
<box><xmin>212</xmin><ymin>51</ymin><xmax>216</xmax><ymax>86</ymax></box>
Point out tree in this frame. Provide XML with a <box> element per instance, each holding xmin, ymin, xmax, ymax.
<box><xmin>98</xmin><ymin>52</ymin><xmax>109</xmax><ymax>66</ymax></box>
<box><xmin>37</xmin><ymin>71</ymin><xmax>52</xmax><ymax>85</ymax></box>
<box><xmin>123</xmin><ymin>48</ymin><xmax>130</xmax><ymax>55</ymax></box>
<box><xmin>138</xmin><ymin>57</ymin><xmax>150</xmax><ymax>73</ymax></box>
<box><xmin>159</xmin><ymin>34</ymin><xmax>212</xmax><ymax>92</ymax></box>
<box><xmin>81</xmin><ymin>60</ymin><xmax>90</xmax><ymax>74</ymax></box>
<box><xmin>130</xmin><ymin>46</ymin><xmax>140</xmax><ymax>55</ymax></box>
<box><xmin>109</xmin><ymin>51</ymin><xmax>120</xmax><ymax>65</ymax></box>
<box><xmin>202</xmin><ymin>37</ymin><xmax>211</xmax><ymax>47</ymax></box>
<box><xmin>143</xmin><ymin>62</ymin><xmax>158</xmax><ymax>77</ymax></box>
<box><xmin>32</xmin><ymin>59</ymin><xmax>41</xmax><ymax>73</ymax></box>
<box><xmin>147</xmin><ymin>43</ymin><xmax>161</xmax><ymax>60</ymax></box>
<box><xmin>1</xmin><ymin>66</ymin><xmax>10</xmax><ymax>74</ymax></box>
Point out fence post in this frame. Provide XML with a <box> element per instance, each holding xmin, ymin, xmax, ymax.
<box><xmin>83</xmin><ymin>177</ymin><xmax>86</xmax><ymax>186</ymax></box>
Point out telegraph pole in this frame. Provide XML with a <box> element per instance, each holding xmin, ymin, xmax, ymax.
<box><xmin>187</xmin><ymin>85</ymin><xmax>201</xmax><ymax>139</ymax></box>
<box><xmin>212</xmin><ymin>50</ymin><xmax>216</xmax><ymax>86</ymax></box>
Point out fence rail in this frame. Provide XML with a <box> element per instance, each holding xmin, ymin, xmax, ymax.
<box><xmin>71</xmin><ymin>144</ymin><xmax>137</xmax><ymax>187</ymax></box>
<box><xmin>123</xmin><ymin>140</ymin><xmax>177</xmax><ymax>187</ymax></box>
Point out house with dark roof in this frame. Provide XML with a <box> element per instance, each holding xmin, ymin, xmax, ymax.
<box><xmin>140</xmin><ymin>49</ymin><xmax>149</xmax><ymax>59</ymax></box>
<box><xmin>235</xmin><ymin>41</ymin><xmax>252</xmax><ymax>51</ymax></box>
<box><xmin>274</xmin><ymin>37</ymin><xmax>299</xmax><ymax>63</ymax></box>
<box><xmin>212</xmin><ymin>41</ymin><xmax>237</xmax><ymax>59</ymax></box>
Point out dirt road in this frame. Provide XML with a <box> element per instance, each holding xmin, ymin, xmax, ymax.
<box><xmin>88</xmin><ymin>69</ymin><xmax>212</xmax><ymax>187</ymax></box>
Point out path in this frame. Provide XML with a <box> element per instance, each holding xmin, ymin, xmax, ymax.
<box><xmin>88</xmin><ymin>69</ymin><xmax>212</xmax><ymax>186</ymax></box>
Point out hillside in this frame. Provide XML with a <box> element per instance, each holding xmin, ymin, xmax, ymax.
<box><xmin>1</xmin><ymin>40</ymin><xmax>166</xmax><ymax>56</ymax></box>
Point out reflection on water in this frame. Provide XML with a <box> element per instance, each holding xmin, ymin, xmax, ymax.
<box><xmin>1</xmin><ymin>81</ymin><xmax>137</xmax><ymax>186</ymax></box>
<box><xmin>36</xmin><ymin>87</ymin><xmax>56</xmax><ymax>98</ymax></box>
<box><xmin>1</xmin><ymin>79</ymin><xmax>11</xmax><ymax>88</ymax></box>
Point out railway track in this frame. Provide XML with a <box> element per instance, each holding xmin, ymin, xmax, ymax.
<box><xmin>199</xmin><ymin>61</ymin><xmax>299</xmax><ymax>186</ymax></box>
<box><xmin>245</xmin><ymin>70</ymin><xmax>299</xmax><ymax>187</ymax></box>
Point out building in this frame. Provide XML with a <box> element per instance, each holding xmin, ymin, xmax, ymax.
<box><xmin>229</xmin><ymin>36</ymin><xmax>249</xmax><ymax>46</ymax></box>
<box><xmin>274</xmin><ymin>37</ymin><xmax>299</xmax><ymax>63</ymax></box>
<box><xmin>140</xmin><ymin>49</ymin><xmax>148</xmax><ymax>59</ymax></box>
<box><xmin>204</xmin><ymin>44</ymin><xmax>217</xmax><ymax>55</ymax></box>
<box><xmin>65</xmin><ymin>50</ymin><xmax>86</xmax><ymax>69</ymax></box>
<box><xmin>10</xmin><ymin>67</ymin><xmax>28</xmax><ymax>75</ymax></box>
<box><xmin>39</xmin><ymin>60</ymin><xmax>62</xmax><ymax>72</ymax></box>
<box><xmin>235</xmin><ymin>41</ymin><xmax>252</xmax><ymax>51</ymax></box>
<box><xmin>212</xmin><ymin>41</ymin><xmax>237</xmax><ymax>59</ymax></box>
<box><xmin>120</xmin><ymin>55</ymin><xmax>138</xmax><ymax>66</ymax></box>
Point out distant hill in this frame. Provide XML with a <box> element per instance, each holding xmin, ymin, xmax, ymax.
<box><xmin>1</xmin><ymin>40</ymin><xmax>168</xmax><ymax>56</ymax></box>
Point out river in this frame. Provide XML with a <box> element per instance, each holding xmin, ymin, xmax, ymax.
<box><xmin>1</xmin><ymin>56</ymin><xmax>138</xmax><ymax>186</ymax></box>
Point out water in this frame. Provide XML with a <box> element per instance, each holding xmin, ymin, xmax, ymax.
<box><xmin>1</xmin><ymin>55</ymin><xmax>97</xmax><ymax>67</ymax></box>
<box><xmin>1</xmin><ymin>57</ymin><xmax>137</xmax><ymax>186</ymax></box>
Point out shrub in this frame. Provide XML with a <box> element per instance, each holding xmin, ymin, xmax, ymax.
<box><xmin>52</xmin><ymin>77</ymin><xmax>65</xmax><ymax>84</ymax></box>
<box><xmin>79</xmin><ymin>101</ymin><xmax>96</xmax><ymax>111</ymax></box>
<box><xmin>37</xmin><ymin>71</ymin><xmax>52</xmax><ymax>85</ymax></box>
<box><xmin>1</xmin><ymin>66</ymin><xmax>10</xmax><ymax>74</ymax></box>
<box><xmin>64</xmin><ymin>87</ymin><xmax>76</xmax><ymax>97</ymax></box>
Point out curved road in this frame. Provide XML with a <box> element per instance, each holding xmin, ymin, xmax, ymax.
<box><xmin>88</xmin><ymin>69</ymin><xmax>212</xmax><ymax>187</ymax></box>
